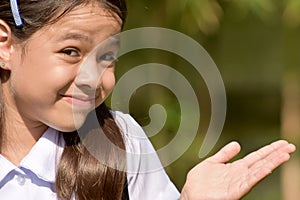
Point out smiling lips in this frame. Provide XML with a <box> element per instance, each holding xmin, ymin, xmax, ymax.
<box><xmin>61</xmin><ymin>94</ymin><xmax>97</xmax><ymax>107</ymax></box>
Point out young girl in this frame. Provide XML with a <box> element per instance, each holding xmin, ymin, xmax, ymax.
<box><xmin>0</xmin><ymin>0</ymin><xmax>296</xmax><ymax>199</ymax></box>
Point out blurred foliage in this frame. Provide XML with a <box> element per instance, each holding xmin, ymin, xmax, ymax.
<box><xmin>124</xmin><ymin>0</ymin><xmax>300</xmax><ymax>34</ymax></box>
<box><xmin>283</xmin><ymin>0</ymin><xmax>300</xmax><ymax>28</ymax></box>
<box><xmin>167</xmin><ymin>0</ymin><xmax>279</xmax><ymax>34</ymax></box>
<box><xmin>112</xmin><ymin>0</ymin><xmax>300</xmax><ymax>199</ymax></box>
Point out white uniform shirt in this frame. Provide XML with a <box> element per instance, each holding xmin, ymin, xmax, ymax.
<box><xmin>0</xmin><ymin>111</ymin><xmax>180</xmax><ymax>199</ymax></box>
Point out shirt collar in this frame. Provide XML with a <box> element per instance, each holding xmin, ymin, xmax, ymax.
<box><xmin>19</xmin><ymin>127</ymin><xmax>65</xmax><ymax>183</ymax></box>
<box><xmin>0</xmin><ymin>155</ymin><xmax>18</xmax><ymax>183</ymax></box>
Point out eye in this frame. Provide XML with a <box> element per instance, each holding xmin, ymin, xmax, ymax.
<box><xmin>97</xmin><ymin>52</ymin><xmax>117</xmax><ymax>63</ymax></box>
<box><xmin>61</xmin><ymin>48</ymin><xmax>80</xmax><ymax>57</ymax></box>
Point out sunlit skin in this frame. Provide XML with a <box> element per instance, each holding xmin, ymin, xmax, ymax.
<box><xmin>0</xmin><ymin>2</ymin><xmax>296</xmax><ymax>200</ymax></box>
<box><xmin>0</xmin><ymin>3</ymin><xmax>121</xmax><ymax>165</ymax></box>
<box><xmin>180</xmin><ymin>140</ymin><xmax>296</xmax><ymax>200</ymax></box>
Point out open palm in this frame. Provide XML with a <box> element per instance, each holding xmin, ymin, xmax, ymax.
<box><xmin>180</xmin><ymin>140</ymin><xmax>296</xmax><ymax>200</ymax></box>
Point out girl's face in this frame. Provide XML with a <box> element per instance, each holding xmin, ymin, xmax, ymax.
<box><xmin>8</xmin><ymin>3</ymin><xmax>122</xmax><ymax>132</ymax></box>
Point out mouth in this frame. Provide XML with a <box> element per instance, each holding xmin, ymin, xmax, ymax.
<box><xmin>61</xmin><ymin>94</ymin><xmax>97</xmax><ymax>107</ymax></box>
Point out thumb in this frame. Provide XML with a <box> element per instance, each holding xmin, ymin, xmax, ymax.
<box><xmin>206</xmin><ymin>141</ymin><xmax>241</xmax><ymax>163</ymax></box>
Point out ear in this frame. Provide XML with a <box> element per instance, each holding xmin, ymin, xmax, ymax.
<box><xmin>0</xmin><ymin>19</ymin><xmax>13</xmax><ymax>70</ymax></box>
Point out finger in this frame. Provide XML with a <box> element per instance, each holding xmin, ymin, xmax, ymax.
<box><xmin>242</xmin><ymin>140</ymin><xmax>294</xmax><ymax>167</ymax></box>
<box><xmin>246</xmin><ymin>149</ymin><xmax>292</xmax><ymax>187</ymax></box>
<box><xmin>206</xmin><ymin>141</ymin><xmax>241</xmax><ymax>163</ymax></box>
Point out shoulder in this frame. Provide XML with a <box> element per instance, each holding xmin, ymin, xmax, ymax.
<box><xmin>111</xmin><ymin>110</ymin><xmax>160</xmax><ymax>171</ymax></box>
<box><xmin>110</xmin><ymin>110</ymin><xmax>165</xmax><ymax>173</ymax></box>
<box><xmin>110</xmin><ymin>111</ymin><xmax>180</xmax><ymax>199</ymax></box>
<box><xmin>111</xmin><ymin>110</ymin><xmax>147</xmax><ymax>138</ymax></box>
<box><xmin>111</xmin><ymin>111</ymin><xmax>141</xmax><ymax>131</ymax></box>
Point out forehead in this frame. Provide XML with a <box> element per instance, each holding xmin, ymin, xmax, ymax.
<box><xmin>31</xmin><ymin>3</ymin><xmax>122</xmax><ymax>45</ymax></box>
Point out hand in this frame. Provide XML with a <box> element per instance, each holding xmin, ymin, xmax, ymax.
<box><xmin>180</xmin><ymin>140</ymin><xmax>296</xmax><ymax>200</ymax></box>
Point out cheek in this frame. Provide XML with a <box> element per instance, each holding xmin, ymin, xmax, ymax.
<box><xmin>101</xmin><ymin>68</ymin><xmax>115</xmax><ymax>94</ymax></box>
<box><xmin>13</xmin><ymin>68</ymin><xmax>72</xmax><ymax>94</ymax></box>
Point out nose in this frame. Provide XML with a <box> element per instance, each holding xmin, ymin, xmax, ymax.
<box><xmin>74</xmin><ymin>57</ymin><xmax>104</xmax><ymax>91</ymax></box>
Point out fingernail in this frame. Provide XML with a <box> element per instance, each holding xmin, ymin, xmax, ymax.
<box><xmin>289</xmin><ymin>143</ymin><xmax>296</xmax><ymax>152</ymax></box>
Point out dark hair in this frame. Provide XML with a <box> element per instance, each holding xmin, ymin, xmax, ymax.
<box><xmin>0</xmin><ymin>0</ymin><xmax>127</xmax><ymax>40</ymax></box>
<box><xmin>0</xmin><ymin>0</ymin><xmax>128</xmax><ymax>199</ymax></box>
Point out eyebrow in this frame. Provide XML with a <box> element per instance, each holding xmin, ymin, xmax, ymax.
<box><xmin>56</xmin><ymin>33</ymin><xmax>120</xmax><ymax>47</ymax></box>
<box><xmin>57</xmin><ymin>33</ymin><xmax>93</xmax><ymax>44</ymax></box>
<box><xmin>92</xmin><ymin>35</ymin><xmax>121</xmax><ymax>52</ymax></box>
<box><xmin>106</xmin><ymin>35</ymin><xmax>120</xmax><ymax>47</ymax></box>
<box><xmin>57</xmin><ymin>33</ymin><xmax>121</xmax><ymax>48</ymax></box>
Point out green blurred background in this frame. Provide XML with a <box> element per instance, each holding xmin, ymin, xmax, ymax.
<box><xmin>108</xmin><ymin>0</ymin><xmax>300</xmax><ymax>199</ymax></box>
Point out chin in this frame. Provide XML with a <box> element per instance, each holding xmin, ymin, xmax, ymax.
<box><xmin>51</xmin><ymin>123</ymin><xmax>79</xmax><ymax>133</ymax></box>
<box><xmin>48</xmin><ymin>116</ymin><xmax>87</xmax><ymax>133</ymax></box>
